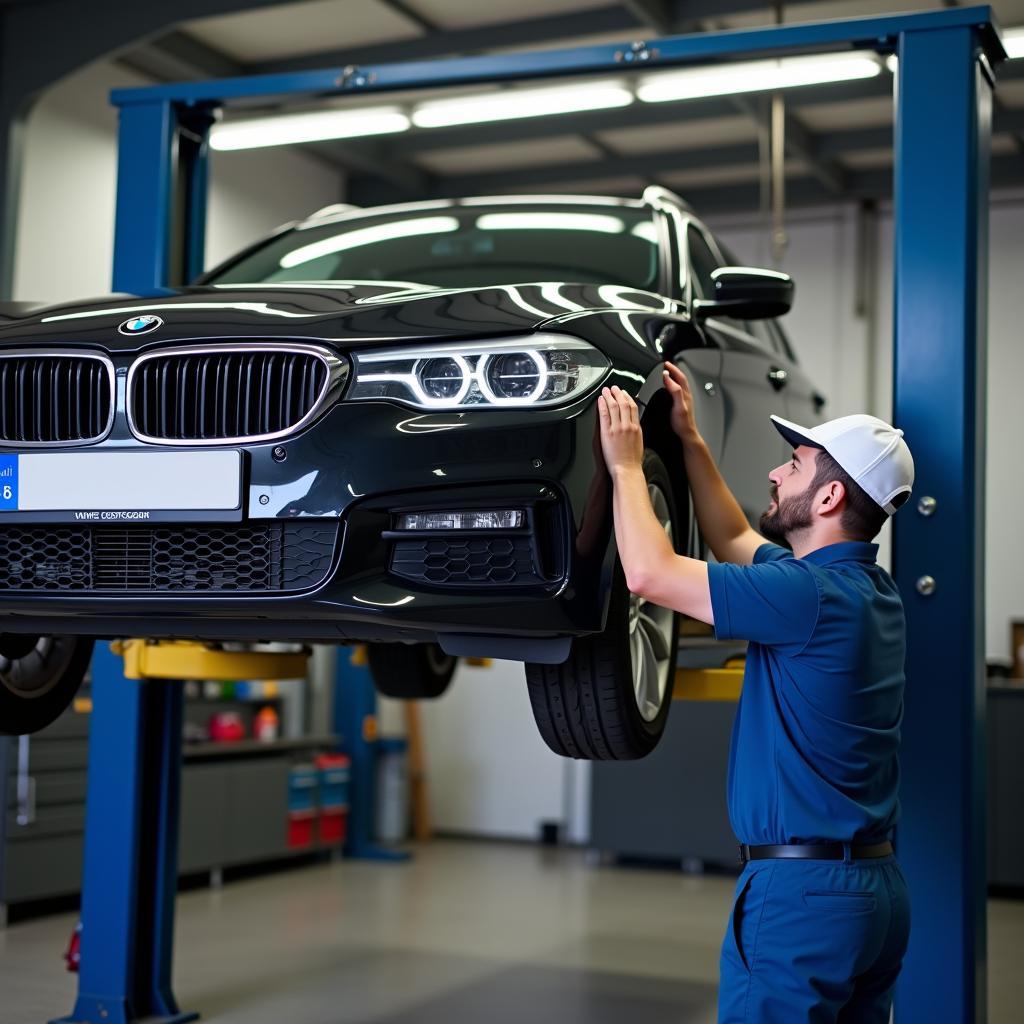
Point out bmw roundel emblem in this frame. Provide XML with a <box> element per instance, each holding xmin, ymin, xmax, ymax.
<box><xmin>118</xmin><ymin>314</ymin><xmax>163</xmax><ymax>336</ymax></box>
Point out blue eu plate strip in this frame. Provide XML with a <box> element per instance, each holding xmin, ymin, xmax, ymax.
<box><xmin>0</xmin><ymin>454</ymin><xmax>18</xmax><ymax>510</ymax></box>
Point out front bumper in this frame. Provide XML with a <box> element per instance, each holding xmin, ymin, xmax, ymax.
<box><xmin>0</xmin><ymin>400</ymin><xmax>616</xmax><ymax>654</ymax></box>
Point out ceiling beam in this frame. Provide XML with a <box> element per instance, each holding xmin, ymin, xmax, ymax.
<box><xmin>308</xmin><ymin>138</ymin><xmax>435</xmax><ymax>194</ymax></box>
<box><xmin>251</xmin><ymin>6</ymin><xmax>642</xmax><ymax>75</ymax></box>
<box><xmin>258</xmin><ymin>0</ymin><xmax>830</xmax><ymax>76</ymax></box>
<box><xmin>377</xmin><ymin>0</ymin><xmax>440</xmax><ymax>35</ymax></box>
<box><xmin>622</xmin><ymin>0</ymin><xmax>675</xmax><ymax>35</ymax></box>
<box><xmin>117</xmin><ymin>29</ymin><xmax>245</xmax><ymax>82</ymax></box>
<box><xmin>346</xmin><ymin>123</ymin><xmax>1024</xmax><ymax>205</ymax></box>
<box><xmin>0</xmin><ymin>0</ymin><xmax>313</xmax><ymax>101</ymax></box>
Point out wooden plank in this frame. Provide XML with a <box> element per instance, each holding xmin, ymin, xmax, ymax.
<box><xmin>402</xmin><ymin>701</ymin><xmax>432</xmax><ymax>842</ymax></box>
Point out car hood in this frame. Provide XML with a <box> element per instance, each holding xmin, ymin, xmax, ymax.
<box><xmin>0</xmin><ymin>282</ymin><xmax>674</xmax><ymax>351</ymax></box>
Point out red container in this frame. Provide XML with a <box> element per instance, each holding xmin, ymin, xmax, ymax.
<box><xmin>288</xmin><ymin>810</ymin><xmax>315</xmax><ymax>848</ymax></box>
<box><xmin>318</xmin><ymin>808</ymin><xmax>348</xmax><ymax>844</ymax></box>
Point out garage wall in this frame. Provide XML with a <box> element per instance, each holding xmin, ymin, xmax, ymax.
<box><xmin>415</xmin><ymin>661</ymin><xmax>566</xmax><ymax>841</ymax></box>
<box><xmin>12</xmin><ymin>59</ymin><xmax>343</xmax><ymax>303</ymax></box>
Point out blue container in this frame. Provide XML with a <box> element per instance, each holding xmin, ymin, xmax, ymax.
<box><xmin>288</xmin><ymin>765</ymin><xmax>318</xmax><ymax>813</ymax></box>
<box><xmin>318</xmin><ymin>762</ymin><xmax>350</xmax><ymax>811</ymax></box>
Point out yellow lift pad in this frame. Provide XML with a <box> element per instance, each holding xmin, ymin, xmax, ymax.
<box><xmin>111</xmin><ymin>639</ymin><xmax>309</xmax><ymax>682</ymax></box>
<box><xmin>673</xmin><ymin>662</ymin><xmax>745</xmax><ymax>702</ymax></box>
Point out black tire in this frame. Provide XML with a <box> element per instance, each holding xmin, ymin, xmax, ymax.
<box><xmin>367</xmin><ymin>642</ymin><xmax>457</xmax><ymax>700</ymax></box>
<box><xmin>0</xmin><ymin>635</ymin><xmax>94</xmax><ymax>736</ymax></box>
<box><xmin>526</xmin><ymin>449</ymin><xmax>681</xmax><ymax>759</ymax></box>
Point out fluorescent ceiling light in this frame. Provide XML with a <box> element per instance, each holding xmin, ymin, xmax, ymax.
<box><xmin>1005</xmin><ymin>27</ymin><xmax>1024</xmax><ymax>60</ymax></box>
<box><xmin>211</xmin><ymin>107</ymin><xmax>410</xmax><ymax>151</ymax></box>
<box><xmin>637</xmin><ymin>53</ymin><xmax>881</xmax><ymax>103</ymax></box>
<box><xmin>475</xmin><ymin>212</ymin><xmax>625</xmax><ymax>233</ymax></box>
<box><xmin>412</xmin><ymin>81</ymin><xmax>633</xmax><ymax>128</ymax></box>
<box><xmin>279</xmin><ymin>216</ymin><xmax>459</xmax><ymax>269</ymax></box>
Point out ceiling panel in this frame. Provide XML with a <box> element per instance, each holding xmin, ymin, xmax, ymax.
<box><xmin>596</xmin><ymin>116</ymin><xmax>758</xmax><ymax>156</ymax></box>
<box><xmin>402</xmin><ymin>0</ymin><xmax>600</xmax><ymax>31</ymax></box>
<box><xmin>507</xmin><ymin>175</ymin><xmax>650</xmax><ymax>197</ymax></box>
<box><xmin>492</xmin><ymin>29</ymin><xmax>644</xmax><ymax>56</ymax></box>
<box><xmin>414</xmin><ymin>136</ymin><xmax>603</xmax><ymax>175</ymax></box>
<box><xmin>799</xmin><ymin>96</ymin><xmax>893</xmax><ymax>131</ymax></box>
<box><xmin>993</xmin><ymin>0</ymin><xmax>1024</xmax><ymax>26</ymax></box>
<box><xmin>659</xmin><ymin>158</ymin><xmax>806</xmax><ymax>189</ymax></box>
<box><xmin>840</xmin><ymin>135</ymin><xmax>1018</xmax><ymax>172</ymax></box>
<box><xmin>183</xmin><ymin>0</ymin><xmax>423</xmax><ymax>63</ymax></box>
<box><xmin>997</xmin><ymin>80</ymin><xmax>1024</xmax><ymax>105</ymax></box>
<box><xmin>839</xmin><ymin>146</ymin><xmax>891</xmax><ymax>171</ymax></box>
<box><xmin>714</xmin><ymin>0</ymin><xmax>935</xmax><ymax>31</ymax></box>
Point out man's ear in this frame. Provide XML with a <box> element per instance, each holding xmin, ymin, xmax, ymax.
<box><xmin>817</xmin><ymin>480</ymin><xmax>845</xmax><ymax>516</ymax></box>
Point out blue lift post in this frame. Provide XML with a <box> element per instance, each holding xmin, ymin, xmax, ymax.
<box><xmin>331</xmin><ymin>647</ymin><xmax>410</xmax><ymax>861</ymax></box>
<box><xmin>54</xmin><ymin>644</ymin><xmax>195</xmax><ymax>1024</ymax></box>
<box><xmin>892</xmin><ymin>24</ymin><xmax>994</xmax><ymax>1023</ymax></box>
<box><xmin>62</xmin><ymin>8</ymin><xmax>1002</xmax><ymax>1023</ymax></box>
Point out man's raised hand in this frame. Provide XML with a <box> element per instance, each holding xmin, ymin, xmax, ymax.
<box><xmin>662</xmin><ymin>361</ymin><xmax>701</xmax><ymax>446</ymax></box>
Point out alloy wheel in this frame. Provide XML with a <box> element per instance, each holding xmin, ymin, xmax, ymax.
<box><xmin>627</xmin><ymin>482</ymin><xmax>676</xmax><ymax>723</ymax></box>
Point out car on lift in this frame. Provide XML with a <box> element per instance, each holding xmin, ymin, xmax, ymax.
<box><xmin>0</xmin><ymin>186</ymin><xmax>822</xmax><ymax>757</ymax></box>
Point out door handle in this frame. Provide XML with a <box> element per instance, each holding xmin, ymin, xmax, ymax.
<box><xmin>767</xmin><ymin>367</ymin><xmax>788</xmax><ymax>391</ymax></box>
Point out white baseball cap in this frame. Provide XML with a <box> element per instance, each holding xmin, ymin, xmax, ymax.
<box><xmin>769</xmin><ymin>413</ymin><xmax>915</xmax><ymax>515</ymax></box>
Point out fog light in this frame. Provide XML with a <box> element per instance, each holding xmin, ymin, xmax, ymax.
<box><xmin>396</xmin><ymin>510</ymin><xmax>524</xmax><ymax>530</ymax></box>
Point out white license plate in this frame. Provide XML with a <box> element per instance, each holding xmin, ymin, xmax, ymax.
<box><xmin>0</xmin><ymin>450</ymin><xmax>241</xmax><ymax>514</ymax></box>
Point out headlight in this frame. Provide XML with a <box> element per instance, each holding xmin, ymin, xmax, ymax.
<box><xmin>348</xmin><ymin>335</ymin><xmax>609</xmax><ymax>409</ymax></box>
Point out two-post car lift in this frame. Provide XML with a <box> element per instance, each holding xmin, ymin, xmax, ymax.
<box><xmin>53</xmin><ymin>7</ymin><xmax>1004</xmax><ymax>1023</ymax></box>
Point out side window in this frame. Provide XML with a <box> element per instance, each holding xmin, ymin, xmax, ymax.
<box><xmin>768</xmin><ymin>320</ymin><xmax>798</xmax><ymax>363</ymax></box>
<box><xmin>744</xmin><ymin>318</ymin><xmax>780</xmax><ymax>353</ymax></box>
<box><xmin>686</xmin><ymin>225</ymin><xmax>719</xmax><ymax>300</ymax></box>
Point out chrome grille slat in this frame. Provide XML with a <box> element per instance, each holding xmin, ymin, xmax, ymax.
<box><xmin>127</xmin><ymin>344</ymin><xmax>335</xmax><ymax>444</ymax></box>
<box><xmin>0</xmin><ymin>352</ymin><xmax>113</xmax><ymax>445</ymax></box>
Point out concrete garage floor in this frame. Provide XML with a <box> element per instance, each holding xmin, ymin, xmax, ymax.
<box><xmin>1</xmin><ymin>840</ymin><xmax>1022</xmax><ymax>1023</ymax></box>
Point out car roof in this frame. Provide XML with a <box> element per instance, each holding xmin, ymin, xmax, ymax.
<box><xmin>297</xmin><ymin>189</ymin><xmax>693</xmax><ymax>231</ymax></box>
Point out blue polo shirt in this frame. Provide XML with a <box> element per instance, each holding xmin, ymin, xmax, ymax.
<box><xmin>706</xmin><ymin>541</ymin><xmax>906</xmax><ymax>846</ymax></box>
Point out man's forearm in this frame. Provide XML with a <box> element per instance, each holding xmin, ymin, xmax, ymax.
<box><xmin>610</xmin><ymin>464</ymin><xmax>675</xmax><ymax>589</ymax></box>
<box><xmin>681</xmin><ymin>437</ymin><xmax>754</xmax><ymax>562</ymax></box>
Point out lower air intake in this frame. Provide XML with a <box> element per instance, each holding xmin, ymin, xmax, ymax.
<box><xmin>0</xmin><ymin>523</ymin><xmax>338</xmax><ymax>593</ymax></box>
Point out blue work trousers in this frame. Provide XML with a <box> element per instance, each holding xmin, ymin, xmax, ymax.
<box><xmin>717</xmin><ymin>854</ymin><xmax>910</xmax><ymax>1023</ymax></box>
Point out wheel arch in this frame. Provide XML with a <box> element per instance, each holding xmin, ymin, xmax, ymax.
<box><xmin>639</xmin><ymin>389</ymin><xmax>690</xmax><ymax>555</ymax></box>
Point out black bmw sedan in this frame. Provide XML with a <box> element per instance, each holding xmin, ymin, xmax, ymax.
<box><xmin>0</xmin><ymin>186</ymin><xmax>823</xmax><ymax>757</ymax></box>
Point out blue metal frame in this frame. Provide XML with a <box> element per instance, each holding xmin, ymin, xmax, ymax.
<box><xmin>892</xmin><ymin>25</ymin><xmax>993</xmax><ymax>1023</ymax></box>
<box><xmin>53</xmin><ymin>644</ymin><xmax>195</xmax><ymax>1024</ymax></box>
<box><xmin>63</xmin><ymin>7</ymin><xmax>1003</xmax><ymax>1022</ymax></box>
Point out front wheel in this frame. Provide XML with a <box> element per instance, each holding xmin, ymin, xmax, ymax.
<box><xmin>0</xmin><ymin>635</ymin><xmax>94</xmax><ymax>736</ymax></box>
<box><xmin>526</xmin><ymin>449</ymin><xmax>681</xmax><ymax>759</ymax></box>
<box><xmin>367</xmin><ymin>642</ymin><xmax>458</xmax><ymax>700</ymax></box>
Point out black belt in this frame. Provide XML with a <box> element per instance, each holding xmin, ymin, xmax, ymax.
<box><xmin>739</xmin><ymin>841</ymin><xmax>893</xmax><ymax>864</ymax></box>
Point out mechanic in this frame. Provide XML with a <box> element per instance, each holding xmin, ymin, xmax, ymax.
<box><xmin>596</xmin><ymin>363</ymin><xmax>915</xmax><ymax>1024</ymax></box>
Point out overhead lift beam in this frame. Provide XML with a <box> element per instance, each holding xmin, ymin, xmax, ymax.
<box><xmin>62</xmin><ymin>8</ymin><xmax>1002</xmax><ymax>1023</ymax></box>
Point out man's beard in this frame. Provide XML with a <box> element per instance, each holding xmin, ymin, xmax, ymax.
<box><xmin>759</xmin><ymin>484</ymin><xmax>816</xmax><ymax>546</ymax></box>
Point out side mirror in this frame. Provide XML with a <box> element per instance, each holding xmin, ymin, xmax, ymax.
<box><xmin>694</xmin><ymin>266</ymin><xmax>794</xmax><ymax>320</ymax></box>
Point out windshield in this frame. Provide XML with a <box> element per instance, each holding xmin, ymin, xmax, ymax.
<box><xmin>206</xmin><ymin>204</ymin><xmax>662</xmax><ymax>291</ymax></box>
